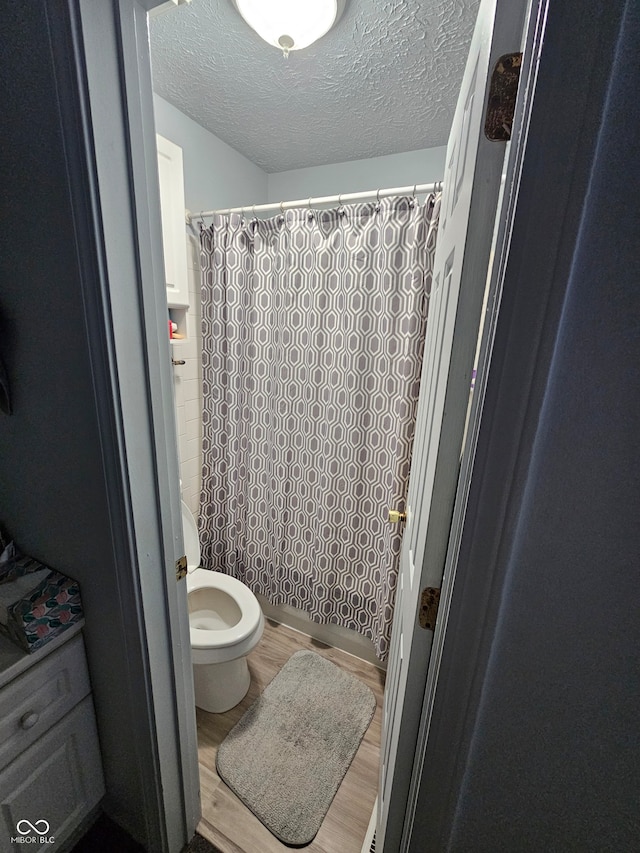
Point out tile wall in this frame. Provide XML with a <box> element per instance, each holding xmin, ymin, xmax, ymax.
<box><xmin>172</xmin><ymin>232</ymin><xmax>202</xmax><ymax>519</ymax></box>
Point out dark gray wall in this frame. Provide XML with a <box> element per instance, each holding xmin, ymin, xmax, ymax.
<box><xmin>0</xmin><ymin>4</ymin><xmax>110</xmax><ymax>552</ymax></box>
<box><xmin>448</xmin><ymin>3</ymin><xmax>640</xmax><ymax>849</ymax></box>
<box><xmin>0</xmin><ymin>3</ymin><xmax>159</xmax><ymax>845</ymax></box>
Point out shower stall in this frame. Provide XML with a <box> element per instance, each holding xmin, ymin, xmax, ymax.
<box><xmin>195</xmin><ymin>187</ymin><xmax>441</xmax><ymax>660</ymax></box>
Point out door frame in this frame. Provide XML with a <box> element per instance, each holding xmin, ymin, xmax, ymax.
<box><xmin>402</xmin><ymin>0</ymin><xmax>629</xmax><ymax>848</ymax></box>
<box><xmin>113</xmin><ymin>2</ymin><xmax>201</xmax><ymax>838</ymax></box>
<box><xmin>56</xmin><ymin>0</ymin><xmax>200</xmax><ymax>849</ymax></box>
<box><xmin>380</xmin><ymin>0</ymin><xmax>540</xmax><ymax>848</ymax></box>
<box><xmin>397</xmin><ymin>0</ymin><xmax>548</xmax><ymax>845</ymax></box>
<box><xmin>55</xmin><ymin>0</ymin><xmax>626</xmax><ymax>849</ymax></box>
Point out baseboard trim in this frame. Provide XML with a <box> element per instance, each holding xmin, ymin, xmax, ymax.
<box><xmin>256</xmin><ymin>595</ymin><xmax>385</xmax><ymax>670</ymax></box>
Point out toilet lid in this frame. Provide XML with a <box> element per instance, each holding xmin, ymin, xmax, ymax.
<box><xmin>181</xmin><ymin>500</ymin><xmax>201</xmax><ymax>570</ymax></box>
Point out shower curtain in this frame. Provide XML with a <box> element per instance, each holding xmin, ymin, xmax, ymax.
<box><xmin>199</xmin><ymin>194</ymin><xmax>440</xmax><ymax>660</ymax></box>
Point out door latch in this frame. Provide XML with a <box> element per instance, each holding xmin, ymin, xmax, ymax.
<box><xmin>388</xmin><ymin>509</ymin><xmax>407</xmax><ymax>523</ymax></box>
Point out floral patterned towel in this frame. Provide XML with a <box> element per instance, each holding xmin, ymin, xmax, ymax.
<box><xmin>6</xmin><ymin>571</ymin><xmax>83</xmax><ymax>653</ymax></box>
<box><xmin>0</xmin><ymin>537</ymin><xmax>83</xmax><ymax>653</ymax></box>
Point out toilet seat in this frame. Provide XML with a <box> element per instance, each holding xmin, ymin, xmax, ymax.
<box><xmin>187</xmin><ymin>568</ymin><xmax>263</xmax><ymax>651</ymax></box>
<box><xmin>181</xmin><ymin>500</ymin><xmax>264</xmax><ymax>708</ymax></box>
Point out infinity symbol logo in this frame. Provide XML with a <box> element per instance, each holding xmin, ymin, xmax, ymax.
<box><xmin>16</xmin><ymin>819</ymin><xmax>50</xmax><ymax>835</ymax></box>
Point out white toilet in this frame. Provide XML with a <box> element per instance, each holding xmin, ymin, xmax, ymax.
<box><xmin>182</xmin><ymin>501</ymin><xmax>264</xmax><ymax>713</ymax></box>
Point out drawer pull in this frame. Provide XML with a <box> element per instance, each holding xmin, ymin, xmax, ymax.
<box><xmin>20</xmin><ymin>712</ymin><xmax>40</xmax><ymax>730</ymax></box>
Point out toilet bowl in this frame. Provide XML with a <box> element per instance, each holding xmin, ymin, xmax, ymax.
<box><xmin>182</xmin><ymin>501</ymin><xmax>264</xmax><ymax>713</ymax></box>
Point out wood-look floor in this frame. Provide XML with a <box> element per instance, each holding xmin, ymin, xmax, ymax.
<box><xmin>196</xmin><ymin>619</ymin><xmax>386</xmax><ymax>853</ymax></box>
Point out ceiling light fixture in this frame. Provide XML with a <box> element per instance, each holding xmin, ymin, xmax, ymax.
<box><xmin>232</xmin><ymin>0</ymin><xmax>346</xmax><ymax>58</ymax></box>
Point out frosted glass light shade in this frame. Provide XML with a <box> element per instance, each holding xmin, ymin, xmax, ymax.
<box><xmin>233</xmin><ymin>0</ymin><xmax>341</xmax><ymax>54</ymax></box>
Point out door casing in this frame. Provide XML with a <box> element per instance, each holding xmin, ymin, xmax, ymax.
<box><xmin>378</xmin><ymin>1</ymin><xmax>536</xmax><ymax>849</ymax></box>
<box><xmin>54</xmin><ymin>0</ymin><xmax>621</xmax><ymax>849</ymax></box>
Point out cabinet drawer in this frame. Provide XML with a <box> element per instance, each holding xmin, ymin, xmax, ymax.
<box><xmin>0</xmin><ymin>635</ymin><xmax>91</xmax><ymax>771</ymax></box>
<box><xmin>0</xmin><ymin>695</ymin><xmax>104</xmax><ymax>851</ymax></box>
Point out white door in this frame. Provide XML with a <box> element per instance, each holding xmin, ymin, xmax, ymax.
<box><xmin>378</xmin><ymin>1</ymin><xmax>529</xmax><ymax>850</ymax></box>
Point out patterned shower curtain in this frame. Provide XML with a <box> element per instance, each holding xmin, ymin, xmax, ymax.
<box><xmin>199</xmin><ymin>195</ymin><xmax>440</xmax><ymax>660</ymax></box>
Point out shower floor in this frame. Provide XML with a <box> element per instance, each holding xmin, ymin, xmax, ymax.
<box><xmin>196</xmin><ymin>619</ymin><xmax>385</xmax><ymax>853</ymax></box>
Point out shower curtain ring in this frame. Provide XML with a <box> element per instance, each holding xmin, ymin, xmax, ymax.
<box><xmin>413</xmin><ymin>184</ymin><xmax>417</xmax><ymax>198</ymax></box>
<box><xmin>376</xmin><ymin>189</ymin><xmax>381</xmax><ymax>203</ymax></box>
<box><xmin>280</xmin><ymin>200</ymin><xmax>285</xmax><ymax>214</ymax></box>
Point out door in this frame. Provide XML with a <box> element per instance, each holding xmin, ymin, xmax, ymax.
<box><xmin>378</xmin><ymin>1</ymin><xmax>530</xmax><ymax>850</ymax></box>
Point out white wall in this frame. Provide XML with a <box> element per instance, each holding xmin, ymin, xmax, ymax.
<box><xmin>153</xmin><ymin>94</ymin><xmax>267</xmax><ymax>214</ymax></box>
<box><xmin>153</xmin><ymin>96</ymin><xmax>445</xmax><ymax>213</ymax></box>
<box><xmin>267</xmin><ymin>146</ymin><xmax>447</xmax><ymax>203</ymax></box>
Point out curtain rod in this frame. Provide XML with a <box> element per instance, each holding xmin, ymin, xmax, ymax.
<box><xmin>186</xmin><ymin>181</ymin><xmax>444</xmax><ymax>222</ymax></box>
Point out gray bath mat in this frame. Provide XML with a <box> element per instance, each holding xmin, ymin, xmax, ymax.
<box><xmin>216</xmin><ymin>650</ymin><xmax>376</xmax><ymax>846</ymax></box>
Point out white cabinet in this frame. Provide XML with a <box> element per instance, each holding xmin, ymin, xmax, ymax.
<box><xmin>0</xmin><ymin>635</ymin><xmax>91</xmax><ymax>770</ymax></box>
<box><xmin>157</xmin><ymin>134</ymin><xmax>189</xmax><ymax>308</ymax></box>
<box><xmin>0</xmin><ymin>632</ymin><xmax>104</xmax><ymax>851</ymax></box>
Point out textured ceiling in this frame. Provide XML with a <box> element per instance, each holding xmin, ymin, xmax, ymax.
<box><xmin>149</xmin><ymin>0</ymin><xmax>480</xmax><ymax>173</ymax></box>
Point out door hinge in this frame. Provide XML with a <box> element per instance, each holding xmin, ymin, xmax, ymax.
<box><xmin>176</xmin><ymin>555</ymin><xmax>187</xmax><ymax>582</ymax></box>
<box><xmin>485</xmin><ymin>52</ymin><xmax>522</xmax><ymax>141</ymax></box>
<box><xmin>419</xmin><ymin>587</ymin><xmax>441</xmax><ymax>631</ymax></box>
